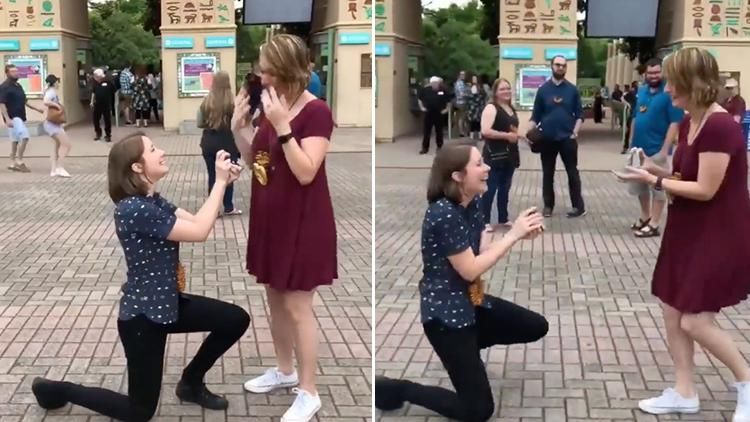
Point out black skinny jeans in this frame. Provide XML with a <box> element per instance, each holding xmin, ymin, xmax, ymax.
<box><xmin>394</xmin><ymin>295</ymin><xmax>548</xmax><ymax>421</ymax></box>
<box><xmin>56</xmin><ymin>294</ymin><xmax>250</xmax><ymax>421</ymax></box>
<box><xmin>540</xmin><ymin>139</ymin><xmax>585</xmax><ymax>211</ymax></box>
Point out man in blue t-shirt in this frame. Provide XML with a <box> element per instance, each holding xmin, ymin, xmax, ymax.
<box><xmin>628</xmin><ymin>57</ymin><xmax>684</xmax><ymax>238</ymax></box>
<box><xmin>529</xmin><ymin>55</ymin><xmax>586</xmax><ymax>218</ymax></box>
<box><xmin>307</xmin><ymin>61</ymin><xmax>322</xmax><ymax>98</ymax></box>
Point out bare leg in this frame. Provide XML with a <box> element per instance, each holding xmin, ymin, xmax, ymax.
<box><xmin>282</xmin><ymin>290</ymin><xmax>319</xmax><ymax>394</ymax></box>
<box><xmin>50</xmin><ymin>136</ymin><xmax>59</xmax><ymax>172</ymax></box>
<box><xmin>17</xmin><ymin>138</ymin><xmax>28</xmax><ymax>164</ymax></box>
<box><xmin>638</xmin><ymin>194</ymin><xmax>651</xmax><ymax>222</ymax></box>
<box><xmin>52</xmin><ymin>132</ymin><xmax>71</xmax><ymax>174</ymax></box>
<box><xmin>265</xmin><ymin>286</ymin><xmax>295</xmax><ymax>375</ymax></box>
<box><xmin>9</xmin><ymin>141</ymin><xmax>18</xmax><ymax>166</ymax></box>
<box><xmin>681</xmin><ymin>312</ymin><xmax>750</xmax><ymax>382</ymax></box>
<box><xmin>662</xmin><ymin>302</ymin><xmax>697</xmax><ymax>397</ymax></box>
<box><xmin>651</xmin><ymin>198</ymin><xmax>666</xmax><ymax>227</ymax></box>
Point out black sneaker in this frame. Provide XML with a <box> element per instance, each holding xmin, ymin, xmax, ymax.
<box><xmin>419</xmin><ymin>150</ymin><xmax>428</xmax><ymax>155</ymax></box>
<box><xmin>105</xmin><ymin>136</ymin><xmax>112</xmax><ymax>143</ymax></box>
<box><xmin>32</xmin><ymin>377</ymin><xmax>68</xmax><ymax>410</ymax></box>
<box><xmin>543</xmin><ymin>207</ymin><xmax>553</xmax><ymax>217</ymax></box>
<box><xmin>175</xmin><ymin>380</ymin><xmax>228</xmax><ymax>410</ymax></box>
<box><xmin>94</xmin><ymin>136</ymin><xmax>101</xmax><ymax>141</ymax></box>
<box><xmin>566</xmin><ymin>208</ymin><xmax>587</xmax><ymax>218</ymax></box>
<box><xmin>375</xmin><ymin>376</ymin><xmax>407</xmax><ymax>411</ymax></box>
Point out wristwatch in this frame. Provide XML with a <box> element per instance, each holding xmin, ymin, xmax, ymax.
<box><xmin>654</xmin><ymin>176</ymin><xmax>664</xmax><ymax>191</ymax></box>
<box><xmin>278</xmin><ymin>133</ymin><xmax>293</xmax><ymax>145</ymax></box>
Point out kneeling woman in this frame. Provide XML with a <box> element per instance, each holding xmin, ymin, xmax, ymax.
<box><xmin>31</xmin><ymin>132</ymin><xmax>251</xmax><ymax>421</ymax></box>
<box><xmin>375</xmin><ymin>143</ymin><xmax>549</xmax><ymax>422</ymax></box>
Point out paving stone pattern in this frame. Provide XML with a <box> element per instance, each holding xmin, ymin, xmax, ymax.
<box><xmin>375</xmin><ymin>162</ymin><xmax>750</xmax><ymax>422</ymax></box>
<box><xmin>0</xmin><ymin>133</ymin><xmax>372</xmax><ymax>421</ymax></box>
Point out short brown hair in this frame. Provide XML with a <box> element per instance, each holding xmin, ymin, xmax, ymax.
<box><xmin>4</xmin><ymin>64</ymin><xmax>15</xmax><ymax>74</ymax></box>
<box><xmin>108</xmin><ymin>132</ymin><xmax>149</xmax><ymax>203</ymax></box>
<box><xmin>260</xmin><ymin>34</ymin><xmax>311</xmax><ymax>100</ymax></box>
<box><xmin>426</xmin><ymin>141</ymin><xmax>476</xmax><ymax>203</ymax></box>
<box><xmin>663</xmin><ymin>47</ymin><xmax>720</xmax><ymax>108</ymax></box>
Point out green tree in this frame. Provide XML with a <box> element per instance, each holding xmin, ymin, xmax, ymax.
<box><xmin>423</xmin><ymin>1</ymin><xmax>497</xmax><ymax>81</ymax></box>
<box><xmin>89</xmin><ymin>2</ymin><xmax>159</xmax><ymax>69</ymax></box>
<box><xmin>236</xmin><ymin>25</ymin><xmax>267</xmax><ymax>65</ymax></box>
<box><xmin>577</xmin><ymin>38</ymin><xmax>607</xmax><ymax>79</ymax></box>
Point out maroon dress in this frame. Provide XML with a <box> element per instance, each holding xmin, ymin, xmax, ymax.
<box><xmin>246</xmin><ymin>99</ymin><xmax>338</xmax><ymax>291</ymax></box>
<box><xmin>652</xmin><ymin>112</ymin><xmax>750</xmax><ymax>312</ymax></box>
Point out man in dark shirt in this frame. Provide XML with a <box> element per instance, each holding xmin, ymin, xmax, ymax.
<box><xmin>622</xmin><ymin>81</ymin><xmax>638</xmax><ymax>153</ymax></box>
<box><xmin>418</xmin><ymin>76</ymin><xmax>449</xmax><ymax>154</ymax></box>
<box><xmin>611</xmin><ymin>84</ymin><xmax>623</xmax><ymax>102</ymax></box>
<box><xmin>528</xmin><ymin>55</ymin><xmax>585</xmax><ymax>218</ymax></box>
<box><xmin>90</xmin><ymin>68</ymin><xmax>113</xmax><ymax>142</ymax></box>
<box><xmin>0</xmin><ymin>64</ymin><xmax>43</xmax><ymax>172</ymax></box>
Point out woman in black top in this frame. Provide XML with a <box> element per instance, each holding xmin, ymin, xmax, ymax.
<box><xmin>480</xmin><ymin>78</ymin><xmax>521</xmax><ymax>225</ymax></box>
<box><xmin>197</xmin><ymin>71</ymin><xmax>242</xmax><ymax>216</ymax></box>
<box><xmin>466</xmin><ymin>75</ymin><xmax>486</xmax><ymax>139</ymax></box>
<box><xmin>593</xmin><ymin>89</ymin><xmax>604</xmax><ymax>123</ymax></box>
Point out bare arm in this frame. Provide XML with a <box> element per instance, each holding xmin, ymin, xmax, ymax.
<box><xmin>230</xmin><ymin>90</ymin><xmax>258</xmax><ymax>158</ymax></box>
<box><xmin>659</xmin><ymin>122</ymin><xmax>680</xmax><ymax>155</ymax></box>
<box><xmin>0</xmin><ymin>103</ymin><xmax>10</xmax><ymax>123</ymax></box>
<box><xmin>418</xmin><ymin>99</ymin><xmax>426</xmax><ymax>112</ymax></box>
<box><xmin>448</xmin><ymin>234</ymin><xmax>521</xmax><ymax>282</ymax></box>
<box><xmin>278</xmin><ymin>129</ymin><xmax>329</xmax><ymax>186</ymax></box>
<box><xmin>646</xmin><ymin>152</ymin><xmax>730</xmax><ymax>201</ymax></box>
<box><xmin>25</xmin><ymin>101</ymin><xmax>43</xmax><ymax>113</ymax></box>
<box><xmin>734</xmin><ymin>115</ymin><xmax>742</xmax><ymax>124</ymax></box>
<box><xmin>480</xmin><ymin>105</ymin><xmax>515</xmax><ymax>142</ymax></box>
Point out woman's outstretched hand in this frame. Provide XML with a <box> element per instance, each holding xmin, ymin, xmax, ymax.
<box><xmin>215</xmin><ymin>150</ymin><xmax>243</xmax><ymax>184</ymax></box>
<box><xmin>508</xmin><ymin>207</ymin><xmax>544</xmax><ymax>241</ymax></box>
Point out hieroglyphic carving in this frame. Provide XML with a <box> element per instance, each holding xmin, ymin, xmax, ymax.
<box><xmin>162</xmin><ymin>0</ymin><xmax>231</xmax><ymax>27</ymax></box>
<box><xmin>0</xmin><ymin>0</ymin><xmax>56</xmax><ymax>29</ymax></box>
<box><xmin>502</xmin><ymin>0</ymin><xmax>574</xmax><ymax>37</ymax></box>
<box><xmin>690</xmin><ymin>0</ymin><xmax>750</xmax><ymax>37</ymax></box>
<box><xmin>373</xmin><ymin>0</ymin><xmax>387</xmax><ymax>32</ymax></box>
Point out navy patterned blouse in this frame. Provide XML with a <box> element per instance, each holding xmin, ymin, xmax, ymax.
<box><xmin>420</xmin><ymin>197</ymin><xmax>492</xmax><ymax>328</ymax></box>
<box><xmin>114</xmin><ymin>194</ymin><xmax>180</xmax><ymax>324</ymax></box>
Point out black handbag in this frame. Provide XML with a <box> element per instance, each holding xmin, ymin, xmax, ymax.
<box><xmin>525</xmin><ymin>125</ymin><xmax>545</xmax><ymax>154</ymax></box>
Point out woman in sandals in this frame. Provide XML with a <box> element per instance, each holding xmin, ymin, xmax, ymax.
<box><xmin>31</xmin><ymin>132</ymin><xmax>250</xmax><ymax>421</ymax></box>
<box><xmin>615</xmin><ymin>47</ymin><xmax>750</xmax><ymax>421</ymax></box>
<box><xmin>197</xmin><ymin>70</ymin><xmax>242</xmax><ymax>216</ymax></box>
<box><xmin>42</xmin><ymin>74</ymin><xmax>71</xmax><ymax>177</ymax></box>
<box><xmin>231</xmin><ymin>34</ymin><xmax>337</xmax><ymax>422</ymax></box>
<box><xmin>375</xmin><ymin>143</ymin><xmax>549</xmax><ymax>421</ymax></box>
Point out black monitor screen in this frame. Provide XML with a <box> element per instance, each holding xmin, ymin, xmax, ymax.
<box><xmin>242</xmin><ymin>0</ymin><xmax>314</xmax><ymax>25</ymax></box>
<box><xmin>586</xmin><ymin>0</ymin><xmax>660</xmax><ymax>38</ymax></box>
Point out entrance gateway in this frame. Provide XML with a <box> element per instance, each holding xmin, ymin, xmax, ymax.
<box><xmin>375</xmin><ymin>0</ymin><xmax>750</xmax><ymax>142</ymax></box>
<box><xmin>0</xmin><ymin>0</ymin><xmax>372</xmax><ymax>131</ymax></box>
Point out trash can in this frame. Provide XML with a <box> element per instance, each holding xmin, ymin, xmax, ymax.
<box><xmin>743</xmin><ymin>111</ymin><xmax>750</xmax><ymax>151</ymax></box>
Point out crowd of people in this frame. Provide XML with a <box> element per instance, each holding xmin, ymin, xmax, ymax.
<box><xmin>25</xmin><ymin>34</ymin><xmax>336</xmax><ymax>422</ymax></box>
<box><xmin>379</xmin><ymin>47</ymin><xmax>750</xmax><ymax>422</ymax></box>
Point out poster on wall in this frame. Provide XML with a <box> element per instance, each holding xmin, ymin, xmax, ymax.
<box><xmin>4</xmin><ymin>55</ymin><xmax>46</xmax><ymax>98</ymax></box>
<box><xmin>177</xmin><ymin>53</ymin><xmax>219</xmax><ymax>98</ymax></box>
<box><xmin>515</xmin><ymin>65</ymin><xmax>552</xmax><ymax>109</ymax></box>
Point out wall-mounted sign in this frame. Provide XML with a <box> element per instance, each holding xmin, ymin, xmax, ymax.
<box><xmin>164</xmin><ymin>37</ymin><xmax>194</xmax><ymax>49</ymax></box>
<box><xmin>375</xmin><ymin>43</ymin><xmax>391</xmax><ymax>57</ymax></box>
<box><xmin>0</xmin><ymin>40</ymin><xmax>20</xmax><ymax>51</ymax></box>
<box><xmin>205</xmin><ymin>36</ymin><xmax>235</xmax><ymax>48</ymax></box>
<box><xmin>76</xmin><ymin>49</ymin><xmax>87</xmax><ymax>64</ymax></box>
<box><xmin>4</xmin><ymin>55</ymin><xmax>47</xmax><ymax>98</ymax></box>
<box><xmin>339</xmin><ymin>32</ymin><xmax>371</xmax><ymax>45</ymax></box>
<box><xmin>515</xmin><ymin>64</ymin><xmax>552</xmax><ymax>109</ymax></box>
<box><xmin>29</xmin><ymin>38</ymin><xmax>59</xmax><ymax>51</ymax></box>
<box><xmin>177</xmin><ymin>53</ymin><xmax>219</xmax><ymax>98</ymax></box>
<box><xmin>545</xmin><ymin>48</ymin><xmax>577</xmax><ymax>60</ymax></box>
<box><xmin>501</xmin><ymin>46</ymin><xmax>534</xmax><ymax>60</ymax></box>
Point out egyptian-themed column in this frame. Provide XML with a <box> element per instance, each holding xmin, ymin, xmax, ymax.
<box><xmin>160</xmin><ymin>0</ymin><xmax>236</xmax><ymax>131</ymax></box>
<box><xmin>656</xmin><ymin>0</ymin><xmax>750</xmax><ymax>100</ymax></box>
<box><xmin>0</xmin><ymin>0</ymin><xmax>89</xmax><ymax>125</ymax></box>
<box><xmin>310</xmin><ymin>0</ymin><xmax>372</xmax><ymax>128</ymax></box>
<box><xmin>497</xmin><ymin>0</ymin><xmax>578</xmax><ymax>128</ymax></box>
<box><xmin>375</xmin><ymin>0</ymin><xmax>423</xmax><ymax>142</ymax></box>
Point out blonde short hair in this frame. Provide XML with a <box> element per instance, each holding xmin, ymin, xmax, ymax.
<box><xmin>260</xmin><ymin>34</ymin><xmax>310</xmax><ymax>99</ymax></box>
<box><xmin>663</xmin><ymin>47</ymin><xmax>720</xmax><ymax>108</ymax></box>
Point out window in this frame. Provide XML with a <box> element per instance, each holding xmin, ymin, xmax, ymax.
<box><xmin>361</xmin><ymin>53</ymin><xmax>372</xmax><ymax>88</ymax></box>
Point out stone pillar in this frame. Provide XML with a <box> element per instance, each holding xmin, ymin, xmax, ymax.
<box><xmin>657</xmin><ymin>0</ymin><xmax>750</xmax><ymax>99</ymax></box>
<box><xmin>498</xmin><ymin>0</ymin><xmax>578</xmax><ymax>130</ymax></box>
<box><xmin>0</xmin><ymin>0</ymin><xmax>89</xmax><ymax>126</ymax></box>
<box><xmin>160</xmin><ymin>0</ymin><xmax>235</xmax><ymax>131</ymax></box>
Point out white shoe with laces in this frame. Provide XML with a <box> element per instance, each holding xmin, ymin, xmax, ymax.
<box><xmin>243</xmin><ymin>367</ymin><xmax>298</xmax><ymax>393</ymax></box>
<box><xmin>638</xmin><ymin>388</ymin><xmax>700</xmax><ymax>414</ymax></box>
<box><xmin>734</xmin><ymin>382</ymin><xmax>750</xmax><ymax>422</ymax></box>
<box><xmin>56</xmin><ymin>167</ymin><xmax>70</xmax><ymax>178</ymax></box>
<box><xmin>281</xmin><ymin>388</ymin><xmax>321</xmax><ymax>422</ymax></box>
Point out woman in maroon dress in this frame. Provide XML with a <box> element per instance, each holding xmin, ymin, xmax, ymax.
<box><xmin>616</xmin><ymin>47</ymin><xmax>750</xmax><ymax>421</ymax></box>
<box><xmin>231</xmin><ymin>34</ymin><xmax>336</xmax><ymax>422</ymax></box>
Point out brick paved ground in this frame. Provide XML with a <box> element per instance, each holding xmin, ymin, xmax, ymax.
<box><xmin>0</xmin><ymin>128</ymin><xmax>372</xmax><ymax>421</ymax></box>
<box><xmin>375</xmin><ymin>130</ymin><xmax>750</xmax><ymax>422</ymax></box>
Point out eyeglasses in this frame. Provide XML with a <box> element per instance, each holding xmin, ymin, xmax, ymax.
<box><xmin>553</xmin><ymin>63</ymin><xmax>567</xmax><ymax>68</ymax></box>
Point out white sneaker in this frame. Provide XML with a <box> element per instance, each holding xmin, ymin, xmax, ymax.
<box><xmin>638</xmin><ymin>388</ymin><xmax>700</xmax><ymax>415</ymax></box>
<box><xmin>281</xmin><ymin>388</ymin><xmax>321</xmax><ymax>422</ymax></box>
<box><xmin>734</xmin><ymin>382</ymin><xmax>750</xmax><ymax>422</ymax></box>
<box><xmin>55</xmin><ymin>168</ymin><xmax>70</xmax><ymax>178</ymax></box>
<box><xmin>243</xmin><ymin>368</ymin><xmax>298</xmax><ymax>393</ymax></box>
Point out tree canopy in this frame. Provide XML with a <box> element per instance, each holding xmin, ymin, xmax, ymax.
<box><xmin>422</xmin><ymin>1</ymin><xmax>497</xmax><ymax>81</ymax></box>
<box><xmin>89</xmin><ymin>0</ymin><xmax>160</xmax><ymax>69</ymax></box>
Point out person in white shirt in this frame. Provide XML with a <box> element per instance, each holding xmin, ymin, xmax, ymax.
<box><xmin>42</xmin><ymin>74</ymin><xmax>71</xmax><ymax>177</ymax></box>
